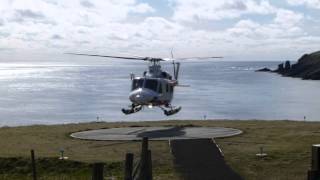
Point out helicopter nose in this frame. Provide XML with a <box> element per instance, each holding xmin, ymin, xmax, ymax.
<box><xmin>129</xmin><ymin>89</ymin><xmax>156</xmax><ymax>105</ymax></box>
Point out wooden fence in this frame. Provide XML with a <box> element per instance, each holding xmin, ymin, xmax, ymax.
<box><xmin>29</xmin><ymin>137</ymin><xmax>153</xmax><ymax>180</ymax></box>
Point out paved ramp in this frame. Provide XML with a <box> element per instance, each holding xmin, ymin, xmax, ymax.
<box><xmin>170</xmin><ymin>139</ymin><xmax>242</xmax><ymax>180</ymax></box>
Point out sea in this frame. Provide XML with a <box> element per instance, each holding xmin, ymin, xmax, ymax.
<box><xmin>1</xmin><ymin>58</ymin><xmax>320</xmax><ymax>126</ymax></box>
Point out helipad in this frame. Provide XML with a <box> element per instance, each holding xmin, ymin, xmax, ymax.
<box><xmin>70</xmin><ymin>126</ymin><xmax>242</xmax><ymax>141</ymax></box>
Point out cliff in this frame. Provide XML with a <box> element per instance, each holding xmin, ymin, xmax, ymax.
<box><xmin>274</xmin><ymin>51</ymin><xmax>320</xmax><ymax>80</ymax></box>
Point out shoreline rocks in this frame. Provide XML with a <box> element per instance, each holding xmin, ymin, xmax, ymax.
<box><xmin>257</xmin><ymin>51</ymin><xmax>320</xmax><ymax>80</ymax></box>
<box><xmin>255</xmin><ymin>67</ymin><xmax>271</xmax><ymax>72</ymax></box>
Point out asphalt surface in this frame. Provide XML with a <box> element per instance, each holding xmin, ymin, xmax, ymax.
<box><xmin>170</xmin><ymin>139</ymin><xmax>243</xmax><ymax>180</ymax></box>
<box><xmin>70</xmin><ymin>126</ymin><xmax>242</xmax><ymax>140</ymax></box>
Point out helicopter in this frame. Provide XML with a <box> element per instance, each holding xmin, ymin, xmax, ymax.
<box><xmin>68</xmin><ymin>53</ymin><xmax>222</xmax><ymax>116</ymax></box>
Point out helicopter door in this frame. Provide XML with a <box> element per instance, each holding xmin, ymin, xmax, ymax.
<box><xmin>162</xmin><ymin>82</ymin><xmax>173</xmax><ymax>100</ymax></box>
<box><xmin>166</xmin><ymin>83</ymin><xmax>173</xmax><ymax>92</ymax></box>
<box><xmin>157</xmin><ymin>81</ymin><xmax>163</xmax><ymax>94</ymax></box>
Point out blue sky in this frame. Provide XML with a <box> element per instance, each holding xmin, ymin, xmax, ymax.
<box><xmin>0</xmin><ymin>0</ymin><xmax>320</xmax><ymax>61</ymax></box>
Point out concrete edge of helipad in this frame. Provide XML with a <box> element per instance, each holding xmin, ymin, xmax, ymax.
<box><xmin>211</xmin><ymin>128</ymin><xmax>243</xmax><ymax>138</ymax></box>
<box><xmin>70</xmin><ymin>126</ymin><xmax>243</xmax><ymax>141</ymax></box>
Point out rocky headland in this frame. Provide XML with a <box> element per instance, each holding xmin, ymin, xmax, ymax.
<box><xmin>256</xmin><ymin>51</ymin><xmax>320</xmax><ymax>80</ymax></box>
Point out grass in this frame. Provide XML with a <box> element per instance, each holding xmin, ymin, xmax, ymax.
<box><xmin>0</xmin><ymin>121</ymin><xmax>178</xmax><ymax>180</ymax></box>
<box><xmin>0</xmin><ymin>157</ymin><xmax>92</xmax><ymax>180</ymax></box>
<box><xmin>0</xmin><ymin>120</ymin><xmax>319</xmax><ymax>179</ymax></box>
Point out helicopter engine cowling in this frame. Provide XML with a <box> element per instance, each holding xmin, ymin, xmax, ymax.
<box><xmin>129</xmin><ymin>88</ymin><xmax>158</xmax><ymax>105</ymax></box>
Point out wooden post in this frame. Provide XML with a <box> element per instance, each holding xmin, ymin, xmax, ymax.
<box><xmin>124</xmin><ymin>153</ymin><xmax>134</xmax><ymax>180</ymax></box>
<box><xmin>146</xmin><ymin>150</ymin><xmax>152</xmax><ymax>180</ymax></box>
<box><xmin>136</xmin><ymin>137</ymin><xmax>149</xmax><ymax>180</ymax></box>
<box><xmin>141</xmin><ymin>137</ymin><xmax>148</xmax><ymax>156</ymax></box>
<box><xmin>311</xmin><ymin>145</ymin><xmax>320</xmax><ymax>171</ymax></box>
<box><xmin>308</xmin><ymin>170</ymin><xmax>320</xmax><ymax>180</ymax></box>
<box><xmin>30</xmin><ymin>149</ymin><xmax>37</xmax><ymax>180</ymax></box>
<box><xmin>92</xmin><ymin>163</ymin><xmax>104</xmax><ymax>180</ymax></box>
<box><xmin>308</xmin><ymin>145</ymin><xmax>320</xmax><ymax>180</ymax></box>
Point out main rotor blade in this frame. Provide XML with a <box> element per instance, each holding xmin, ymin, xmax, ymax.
<box><xmin>174</xmin><ymin>56</ymin><xmax>223</xmax><ymax>60</ymax></box>
<box><xmin>66</xmin><ymin>53</ymin><xmax>148</xmax><ymax>61</ymax></box>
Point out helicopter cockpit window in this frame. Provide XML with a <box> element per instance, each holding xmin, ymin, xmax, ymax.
<box><xmin>132</xmin><ymin>79</ymin><xmax>144</xmax><ymax>90</ymax></box>
<box><xmin>144</xmin><ymin>79</ymin><xmax>158</xmax><ymax>92</ymax></box>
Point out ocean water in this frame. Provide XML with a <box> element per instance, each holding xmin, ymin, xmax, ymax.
<box><xmin>0</xmin><ymin>59</ymin><xmax>320</xmax><ymax>126</ymax></box>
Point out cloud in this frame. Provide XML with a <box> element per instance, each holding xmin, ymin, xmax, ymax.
<box><xmin>12</xmin><ymin>9</ymin><xmax>45</xmax><ymax>23</ymax></box>
<box><xmin>227</xmin><ymin>8</ymin><xmax>304</xmax><ymax>39</ymax></box>
<box><xmin>0</xmin><ymin>32</ymin><xmax>10</xmax><ymax>38</ymax></box>
<box><xmin>287</xmin><ymin>0</ymin><xmax>320</xmax><ymax>9</ymax></box>
<box><xmin>80</xmin><ymin>0</ymin><xmax>95</xmax><ymax>8</ymax></box>
<box><xmin>274</xmin><ymin>9</ymin><xmax>303</xmax><ymax>27</ymax></box>
<box><xmin>0</xmin><ymin>0</ymin><xmax>319</xmax><ymax>61</ymax></box>
<box><xmin>7</xmin><ymin>8</ymin><xmax>56</xmax><ymax>25</ymax></box>
<box><xmin>222</xmin><ymin>1</ymin><xmax>247</xmax><ymax>10</ymax></box>
<box><xmin>51</xmin><ymin>34</ymin><xmax>63</xmax><ymax>39</ymax></box>
<box><xmin>0</xmin><ymin>0</ymin><xmax>156</xmax><ymax>48</ymax></box>
<box><xmin>16</xmin><ymin>9</ymin><xmax>45</xmax><ymax>19</ymax></box>
<box><xmin>130</xmin><ymin>3</ymin><xmax>155</xmax><ymax>13</ymax></box>
<box><xmin>170</xmin><ymin>0</ymin><xmax>276</xmax><ymax>22</ymax></box>
<box><xmin>0</xmin><ymin>47</ymin><xmax>13</xmax><ymax>51</ymax></box>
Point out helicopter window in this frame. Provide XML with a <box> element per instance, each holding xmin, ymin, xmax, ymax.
<box><xmin>158</xmin><ymin>83</ymin><xmax>163</xmax><ymax>94</ymax></box>
<box><xmin>144</xmin><ymin>79</ymin><xmax>158</xmax><ymax>92</ymax></box>
<box><xmin>132</xmin><ymin>79</ymin><xmax>144</xmax><ymax>90</ymax></box>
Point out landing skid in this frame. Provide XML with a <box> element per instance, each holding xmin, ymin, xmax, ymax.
<box><xmin>122</xmin><ymin>104</ymin><xmax>181</xmax><ymax>116</ymax></box>
<box><xmin>122</xmin><ymin>104</ymin><xmax>142</xmax><ymax>115</ymax></box>
<box><xmin>161</xmin><ymin>105</ymin><xmax>181</xmax><ymax>116</ymax></box>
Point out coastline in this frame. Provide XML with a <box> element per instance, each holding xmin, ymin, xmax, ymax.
<box><xmin>257</xmin><ymin>50</ymin><xmax>320</xmax><ymax>80</ymax></box>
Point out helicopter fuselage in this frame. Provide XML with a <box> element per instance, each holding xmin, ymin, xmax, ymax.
<box><xmin>129</xmin><ymin>77</ymin><xmax>176</xmax><ymax>107</ymax></box>
<box><xmin>121</xmin><ymin>60</ymin><xmax>182</xmax><ymax>115</ymax></box>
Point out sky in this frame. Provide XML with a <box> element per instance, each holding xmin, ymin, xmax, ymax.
<box><xmin>0</xmin><ymin>0</ymin><xmax>320</xmax><ymax>61</ymax></box>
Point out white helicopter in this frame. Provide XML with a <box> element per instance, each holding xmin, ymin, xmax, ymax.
<box><xmin>68</xmin><ymin>53</ymin><xmax>222</xmax><ymax>116</ymax></box>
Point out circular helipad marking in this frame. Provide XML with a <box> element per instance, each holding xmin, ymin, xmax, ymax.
<box><xmin>70</xmin><ymin>126</ymin><xmax>242</xmax><ymax>141</ymax></box>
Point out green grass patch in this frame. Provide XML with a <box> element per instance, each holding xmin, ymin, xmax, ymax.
<box><xmin>0</xmin><ymin>120</ymin><xmax>319</xmax><ymax>179</ymax></box>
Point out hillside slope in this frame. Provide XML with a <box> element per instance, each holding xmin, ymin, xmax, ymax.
<box><xmin>275</xmin><ymin>51</ymin><xmax>320</xmax><ymax>80</ymax></box>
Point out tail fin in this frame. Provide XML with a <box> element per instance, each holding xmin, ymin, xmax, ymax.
<box><xmin>174</xmin><ymin>62</ymin><xmax>180</xmax><ymax>80</ymax></box>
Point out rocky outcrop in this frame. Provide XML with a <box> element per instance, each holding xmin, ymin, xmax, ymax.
<box><xmin>274</xmin><ymin>51</ymin><xmax>320</xmax><ymax>80</ymax></box>
<box><xmin>285</xmin><ymin>61</ymin><xmax>291</xmax><ymax>71</ymax></box>
<box><xmin>273</xmin><ymin>61</ymin><xmax>290</xmax><ymax>74</ymax></box>
<box><xmin>274</xmin><ymin>62</ymin><xmax>285</xmax><ymax>73</ymax></box>
<box><xmin>258</xmin><ymin>51</ymin><xmax>320</xmax><ymax>80</ymax></box>
<box><xmin>255</xmin><ymin>67</ymin><xmax>271</xmax><ymax>72</ymax></box>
